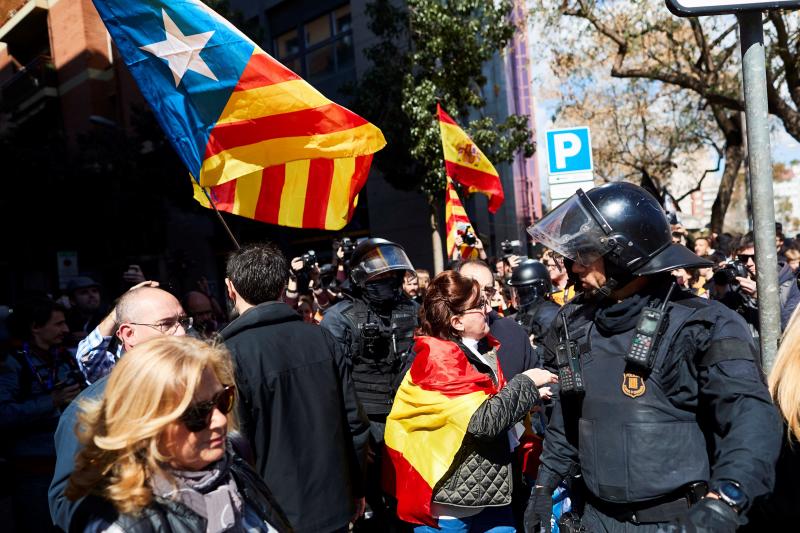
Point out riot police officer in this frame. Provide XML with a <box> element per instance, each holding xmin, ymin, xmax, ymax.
<box><xmin>321</xmin><ymin>238</ymin><xmax>419</xmax><ymax>529</ymax></box>
<box><xmin>508</xmin><ymin>259</ymin><xmax>560</xmax><ymax>343</ymax></box>
<box><xmin>524</xmin><ymin>183</ymin><xmax>781</xmax><ymax>532</ymax></box>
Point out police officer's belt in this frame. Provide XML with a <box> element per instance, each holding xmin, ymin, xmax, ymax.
<box><xmin>586</xmin><ymin>481</ymin><xmax>707</xmax><ymax>524</ymax></box>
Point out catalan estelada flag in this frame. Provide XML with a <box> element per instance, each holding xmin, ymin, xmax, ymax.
<box><xmin>437</xmin><ymin>103</ymin><xmax>504</xmax><ymax>213</ymax></box>
<box><xmin>384</xmin><ymin>335</ymin><xmax>505</xmax><ymax>526</ymax></box>
<box><xmin>192</xmin><ymin>156</ymin><xmax>372</xmax><ymax>229</ymax></box>
<box><xmin>445</xmin><ymin>177</ymin><xmax>479</xmax><ymax>260</ymax></box>
<box><xmin>92</xmin><ymin>0</ymin><xmax>385</xmax><ymax>228</ymax></box>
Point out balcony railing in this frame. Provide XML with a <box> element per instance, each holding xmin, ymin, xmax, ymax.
<box><xmin>0</xmin><ymin>54</ymin><xmax>57</xmax><ymax>112</ymax></box>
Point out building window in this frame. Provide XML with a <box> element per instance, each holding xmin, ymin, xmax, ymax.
<box><xmin>273</xmin><ymin>3</ymin><xmax>354</xmax><ymax>82</ymax></box>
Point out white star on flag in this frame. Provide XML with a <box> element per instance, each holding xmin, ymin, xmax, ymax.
<box><xmin>140</xmin><ymin>9</ymin><xmax>218</xmax><ymax>87</ymax></box>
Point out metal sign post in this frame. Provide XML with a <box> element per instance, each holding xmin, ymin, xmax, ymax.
<box><xmin>665</xmin><ymin>0</ymin><xmax>799</xmax><ymax>372</ymax></box>
<box><xmin>738</xmin><ymin>12</ymin><xmax>780</xmax><ymax>372</ymax></box>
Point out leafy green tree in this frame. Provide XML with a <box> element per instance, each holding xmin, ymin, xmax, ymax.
<box><xmin>353</xmin><ymin>0</ymin><xmax>534</xmax><ymax>270</ymax></box>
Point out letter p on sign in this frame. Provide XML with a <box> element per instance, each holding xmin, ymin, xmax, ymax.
<box><xmin>546</xmin><ymin>127</ymin><xmax>592</xmax><ymax>175</ymax></box>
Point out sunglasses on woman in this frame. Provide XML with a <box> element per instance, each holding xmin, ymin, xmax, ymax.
<box><xmin>179</xmin><ymin>384</ymin><xmax>236</xmax><ymax>432</ymax></box>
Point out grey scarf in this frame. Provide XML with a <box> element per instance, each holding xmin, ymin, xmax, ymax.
<box><xmin>152</xmin><ymin>452</ymin><xmax>244</xmax><ymax>533</ymax></box>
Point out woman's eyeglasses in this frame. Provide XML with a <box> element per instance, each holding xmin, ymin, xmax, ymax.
<box><xmin>179</xmin><ymin>385</ymin><xmax>235</xmax><ymax>432</ymax></box>
<box><xmin>463</xmin><ymin>297</ymin><xmax>489</xmax><ymax>314</ymax></box>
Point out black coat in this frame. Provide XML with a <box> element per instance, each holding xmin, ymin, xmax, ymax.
<box><xmin>487</xmin><ymin>311</ymin><xmax>541</xmax><ymax>377</ymax></box>
<box><xmin>81</xmin><ymin>450</ymin><xmax>292</xmax><ymax>533</ymax></box>
<box><xmin>221</xmin><ymin>302</ymin><xmax>371</xmax><ymax>533</ymax></box>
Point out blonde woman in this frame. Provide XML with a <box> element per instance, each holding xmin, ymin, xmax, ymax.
<box><xmin>747</xmin><ymin>306</ymin><xmax>800</xmax><ymax>527</ymax></box>
<box><xmin>65</xmin><ymin>336</ymin><xmax>291</xmax><ymax>532</ymax></box>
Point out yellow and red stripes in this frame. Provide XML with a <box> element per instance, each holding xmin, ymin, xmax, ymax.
<box><xmin>199</xmin><ymin>49</ymin><xmax>385</xmax><ymax>188</ymax></box>
<box><xmin>437</xmin><ymin>104</ymin><xmax>504</xmax><ymax>213</ymax></box>
<box><xmin>193</xmin><ymin>155</ymin><xmax>371</xmax><ymax>230</ymax></box>
<box><xmin>445</xmin><ymin>177</ymin><xmax>478</xmax><ymax>260</ymax></box>
<box><xmin>384</xmin><ymin>336</ymin><xmax>505</xmax><ymax>526</ymax></box>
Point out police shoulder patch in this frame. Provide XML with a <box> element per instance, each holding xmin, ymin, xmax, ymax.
<box><xmin>622</xmin><ymin>372</ymin><xmax>646</xmax><ymax>398</ymax></box>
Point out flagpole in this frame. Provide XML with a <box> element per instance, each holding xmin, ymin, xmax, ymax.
<box><xmin>202</xmin><ymin>187</ymin><xmax>241</xmax><ymax>250</ymax></box>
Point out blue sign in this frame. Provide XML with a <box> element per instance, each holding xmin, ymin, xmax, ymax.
<box><xmin>546</xmin><ymin>127</ymin><xmax>593</xmax><ymax>175</ymax></box>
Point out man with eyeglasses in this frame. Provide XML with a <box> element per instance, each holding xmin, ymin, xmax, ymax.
<box><xmin>721</xmin><ymin>233</ymin><xmax>800</xmax><ymax>333</ymax></box>
<box><xmin>48</xmin><ymin>283</ymin><xmax>189</xmax><ymax>531</ymax></box>
<box><xmin>74</xmin><ymin>283</ymin><xmax>189</xmax><ymax>384</ymax></box>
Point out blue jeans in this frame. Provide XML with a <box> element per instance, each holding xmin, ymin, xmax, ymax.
<box><xmin>413</xmin><ymin>506</ymin><xmax>516</xmax><ymax>532</ymax></box>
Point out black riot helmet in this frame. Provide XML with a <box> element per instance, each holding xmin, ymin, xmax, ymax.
<box><xmin>349</xmin><ymin>238</ymin><xmax>415</xmax><ymax>287</ymax></box>
<box><xmin>508</xmin><ymin>259</ymin><xmax>552</xmax><ymax>308</ymax></box>
<box><xmin>528</xmin><ymin>182</ymin><xmax>711</xmax><ymax>286</ymax></box>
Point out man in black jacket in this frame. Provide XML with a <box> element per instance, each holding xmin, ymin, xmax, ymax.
<box><xmin>221</xmin><ymin>242</ymin><xmax>371</xmax><ymax>533</ymax></box>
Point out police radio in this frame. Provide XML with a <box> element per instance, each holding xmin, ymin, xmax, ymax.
<box><xmin>556</xmin><ymin>314</ymin><xmax>584</xmax><ymax>394</ymax></box>
<box><xmin>625</xmin><ymin>283</ymin><xmax>676</xmax><ymax>371</ymax></box>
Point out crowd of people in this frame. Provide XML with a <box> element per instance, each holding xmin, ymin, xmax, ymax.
<box><xmin>1</xmin><ymin>182</ymin><xmax>799</xmax><ymax>532</ymax></box>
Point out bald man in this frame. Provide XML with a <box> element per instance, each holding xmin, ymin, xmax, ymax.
<box><xmin>49</xmin><ymin>282</ymin><xmax>188</xmax><ymax>530</ymax></box>
<box><xmin>75</xmin><ymin>283</ymin><xmax>188</xmax><ymax>384</ymax></box>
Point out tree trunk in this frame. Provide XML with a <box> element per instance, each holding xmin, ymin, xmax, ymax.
<box><xmin>430</xmin><ymin>204</ymin><xmax>444</xmax><ymax>274</ymax></box>
<box><xmin>710</xmin><ymin>141</ymin><xmax>745</xmax><ymax>234</ymax></box>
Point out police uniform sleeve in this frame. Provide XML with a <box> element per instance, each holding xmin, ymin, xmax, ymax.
<box><xmin>694</xmin><ymin>305</ymin><xmax>782</xmax><ymax>506</ymax></box>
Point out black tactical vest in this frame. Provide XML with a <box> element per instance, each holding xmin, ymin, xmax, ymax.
<box><xmin>557</xmin><ymin>298</ymin><xmax>718</xmax><ymax>503</ymax></box>
<box><xmin>342</xmin><ymin>298</ymin><xmax>417</xmax><ymax>416</ymax></box>
<box><xmin>513</xmin><ymin>299</ymin><xmax>560</xmax><ymax>338</ymax></box>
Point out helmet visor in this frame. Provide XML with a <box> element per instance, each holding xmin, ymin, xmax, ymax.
<box><xmin>527</xmin><ymin>192</ymin><xmax>611</xmax><ymax>267</ymax></box>
<box><xmin>358</xmin><ymin>244</ymin><xmax>414</xmax><ymax>281</ymax></box>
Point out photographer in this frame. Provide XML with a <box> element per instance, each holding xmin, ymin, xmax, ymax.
<box><xmin>452</xmin><ymin>224</ymin><xmax>488</xmax><ymax>261</ymax></box>
<box><xmin>285</xmin><ymin>251</ymin><xmax>331</xmax><ymax>315</ymax></box>
<box><xmin>713</xmin><ymin>234</ymin><xmax>800</xmax><ymax>335</ymax></box>
<box><xmin>1</xmin><ymin>296</ymin><xmax>82</xmax><ymax>531</ymax></box>
<box><xmin>494</xmin><ymin>240</ymin><xmax>523</xmax><ymax>285</ymax></box>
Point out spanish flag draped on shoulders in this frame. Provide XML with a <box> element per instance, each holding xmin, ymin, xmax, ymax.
<box><xmin>383</xmin><ymin>335</ymin><xmax>506</xmax><ymax>526</ymax></box>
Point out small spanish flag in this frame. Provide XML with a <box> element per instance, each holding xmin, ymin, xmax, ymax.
<box><xmin>445</xmin><ymin>177</ymin><xmax>480</xmax><ymax>260</ymax></box>
<box><xmin>383</xmin><ymin>336</ymin><xmax>505</xmax><ymax>526</ymax></box>
<box><xmin>437</xmin><ymin>103</ymin><xmax>504</xmax><ymax>213</ymax></box>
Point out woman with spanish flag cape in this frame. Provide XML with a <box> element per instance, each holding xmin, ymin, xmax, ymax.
<box><xmin>383</xmin><ymin>271</ymin><xmax>557</xmax><ymax>530</ymax></box>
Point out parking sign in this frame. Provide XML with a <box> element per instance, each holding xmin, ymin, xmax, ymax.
<box><xmin>546</xmin><ymin>127</ymin><xmax>593</xmax><ymax>175</ymax></box>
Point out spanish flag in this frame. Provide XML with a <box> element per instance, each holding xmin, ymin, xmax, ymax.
<box><xmin>445</xmin><ymin>177</ymin><xmax>480</xmax><ymax>260</ymax></box>
<box><xmin>384</xmin><ymin>336</ymin><xmax>505</xmax><ymax>526</ymax></box>
<box><xmin>437</xmin><ymin>104</ymin><xmax>504</xmax><ymax>213</ymax></box>
<box><xmin>92</xmin><ymin>0</ymin><xmax>385</xmax><ymax>228</ymax></box>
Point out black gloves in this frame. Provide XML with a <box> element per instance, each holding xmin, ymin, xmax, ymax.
<box><xmin>524</xmin><ymin>485</ymin><xmax>554</xmax><ymax>533</ymax></box>
<box><xmin>661</xmin><ymin>498</ymin><xmax>741</xmax><ymax>533</ymax></box>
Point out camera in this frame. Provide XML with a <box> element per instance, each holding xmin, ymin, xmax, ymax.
<box><xmin>301</xmin><ymin>250</ymin><xmax>317</xmax><ymax>271</ymax></box>
<box><xmin>360</xmin><ymin>322</ymin><xmax>385</xmax><ymax>356</ymax></box>
<box><xmin>501</xmin><ymin>239</ymin><xmax>521</xmax><ymax>257</ymax></box>
<box><xmin>340</xmin><ymin>237</ymin><xmax>356</xmax><ymax>262</ymax></box>
<box><xmin>713</xmin><ymin>259</ymin><xmax>749</xmax><ymax>285</ymax></box>
<box><xmin>463</xmin><ymin>231</ymin><xmax>477</xmax><ymax>246</ymax></box>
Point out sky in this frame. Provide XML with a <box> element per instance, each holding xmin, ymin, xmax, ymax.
<box><xmin>526</xmin><ymin>3</ymin><xmax>800</xmax><ymax>200</ymax></box>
